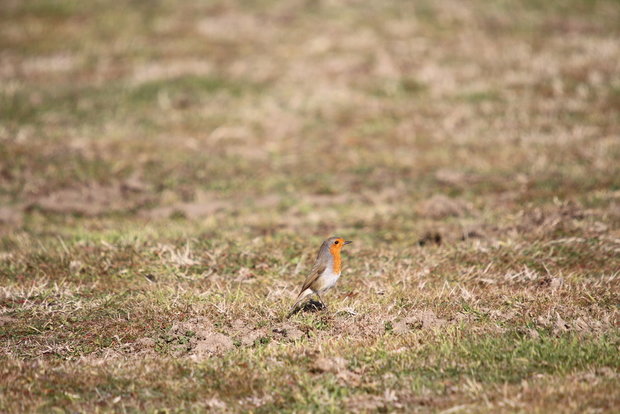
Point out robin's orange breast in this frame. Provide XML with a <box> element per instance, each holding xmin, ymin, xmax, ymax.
<box><xmin>329</xmin><ymin>245</ymin><xmax>342</xmax><ymax>274</ymax></box>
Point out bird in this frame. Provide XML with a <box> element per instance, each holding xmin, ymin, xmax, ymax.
<box><xmin>289</xmin><ymin>236</ymin><xmax>352</xmax><ymax>315</ymax></box>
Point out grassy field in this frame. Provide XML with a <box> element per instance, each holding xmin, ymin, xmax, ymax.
<box><xmin>1</xmin><ymin>0</ymin><xmax>620</xmax><ymax>412</ymax></box>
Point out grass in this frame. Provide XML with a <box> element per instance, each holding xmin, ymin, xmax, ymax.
<box><xmin>1</xmin><ymin>0</ymin><xmax>620</xmax><ymax>412</ymax></box>
<box><xmin>2</xmin><ymin>330</ymin><xmax>618</xmax><ymax>411</ymax></box>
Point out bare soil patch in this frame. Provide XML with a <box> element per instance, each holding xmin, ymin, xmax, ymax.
<box><xmin>416</xmin><ymin>195</ymin><xmax>473</xmax><ymax>219</ymax></box>
<box><xmin>29</xmin><ymin>181</ymin><xmax>151</xmax><ymax>216</ymax></box>
<box><xmin>0</xmin><ymin>206</ymin><xmax>23</xmax><ymax>227</ymax></box>
<box><xmin>166</xmin><ymin>318</ymin><xmax>234</xmax><ymax>359</ymax></box>
<box><xmin>393</xmin><ymin>310</ymin><xmax>448</xmax><ymax>333</ymax></box>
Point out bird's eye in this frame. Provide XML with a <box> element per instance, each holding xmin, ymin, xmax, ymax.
<box><xmin>334</xmin><ymin>240</ymin><xmax>339</xmax><ymax>244</ymax></box>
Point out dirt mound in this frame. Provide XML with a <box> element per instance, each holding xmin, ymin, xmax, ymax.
<box><xmin>160</xmin><ymin>318</ymin><xmax>305</xmax><ymax>359</ymax></box>
<box><xmin>416</xmin><ymin>195</ymin><xmax>472</xmax><ymax>219</ymax></box>
<box><xmin>312</xmin><ymin>356</ymin><xmax>347</xmax><ymax>373</ymax></box>
<box><xmin>142</xmin><ymin>200</ymin><xmax>230</xmax><ymax>220</ymax></box>
<box><xmin>0</xmin><ymin>206</ymin><xmax>24</xmax><ymax>227</ymax></box>
<box><xmin>393</xmin><ymin>310</ymin><xmax>447</xmax><ymax>333</ymax></box>
<box><xmin>30</xmin><ymin>181</ymin><xmax>150</xmax><ymax>216</ymax></box>
<box><xmin>272</xmin><ymin>322</ymin><xmax>305</xmax><ymax>341</ymax></box>
<box><xmin>192</xmin><ymin>333</ymin><xmax>234</xmax><ymax>358</ymax></box>
<box><xmin>229</xmin><ymin>319</ymin><xmax>305</xmax><ymax>346</ymax></box>
<box><xmin>142</xmin><ymin>192</ymin><xmax>283</xmax><ymax>220</ymax></box>
<box><xmin>332</xmin><ymin>314</ymin><xmax>385</xmax><ymax>338</ymax></box>
<box><xmin>166</xmin><ymin>318</ymin><xmax>234</xmax><ymax>359</ymax></box>
<box><xmin>311</xmin><ymin>356</ymin><xmax>360</xmax><ymax>385</ymax></box>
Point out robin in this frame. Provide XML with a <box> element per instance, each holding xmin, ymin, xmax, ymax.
<box><xmin>289</xmin><ymin>236</ymin><xmax>352</xmax><ymax>314</ymax></box>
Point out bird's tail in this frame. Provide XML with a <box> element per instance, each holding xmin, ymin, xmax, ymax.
<box><xmin>288</xmin><ymin>288</ymin><xmax>313</xmax><ymax>317</ymax></box>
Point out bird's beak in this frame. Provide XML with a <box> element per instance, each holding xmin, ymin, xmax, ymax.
<box><xmin>344</xmin><ymin>240</ymin><xmax>353</xmax><ymax>245</ymax></box>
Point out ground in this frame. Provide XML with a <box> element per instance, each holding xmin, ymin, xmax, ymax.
<box><xmin>1</xmin><ymin>0</ymin><xmax>619</xmax><ymax>412</ymax></box>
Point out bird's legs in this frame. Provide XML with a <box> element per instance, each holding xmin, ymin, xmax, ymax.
<box><xmin>316</xmin><ymin>292</ymin><xmax>328</xmax><ymax>310</ymax></box>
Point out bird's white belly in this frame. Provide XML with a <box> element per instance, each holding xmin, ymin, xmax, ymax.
<box><xmin>315</xmin><ymin>269</ymin><xmax>341</xmax><ymax>293</ymax></box>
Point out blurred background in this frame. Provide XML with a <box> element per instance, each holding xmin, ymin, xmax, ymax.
<box><xmin>1</xmin><ymin>0</ymin><xmax>618</xmax><ymax>241</ymax></box>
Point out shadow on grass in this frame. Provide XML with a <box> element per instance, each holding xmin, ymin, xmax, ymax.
<box><xmin>288</xmin><ymin>299</ymin><xmax>327</xmax><ymax>317</ymax></box>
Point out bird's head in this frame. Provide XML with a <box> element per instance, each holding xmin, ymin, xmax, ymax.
<box><xmin>326</xmin><ymin>236</ymin><xmax>352</xmax><ymax>252</ymax></box>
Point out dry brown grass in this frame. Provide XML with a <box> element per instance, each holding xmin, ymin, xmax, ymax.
<box><xmin>1</xmin><ymin>0</ymin><xmax>619</xmax><ymax>412</ymax></box>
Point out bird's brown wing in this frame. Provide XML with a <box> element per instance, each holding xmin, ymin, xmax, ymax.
<box><xmin>298</xmin><ymin>261</ymin><xmax>326</xmax><ymax>296</ymax></box>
